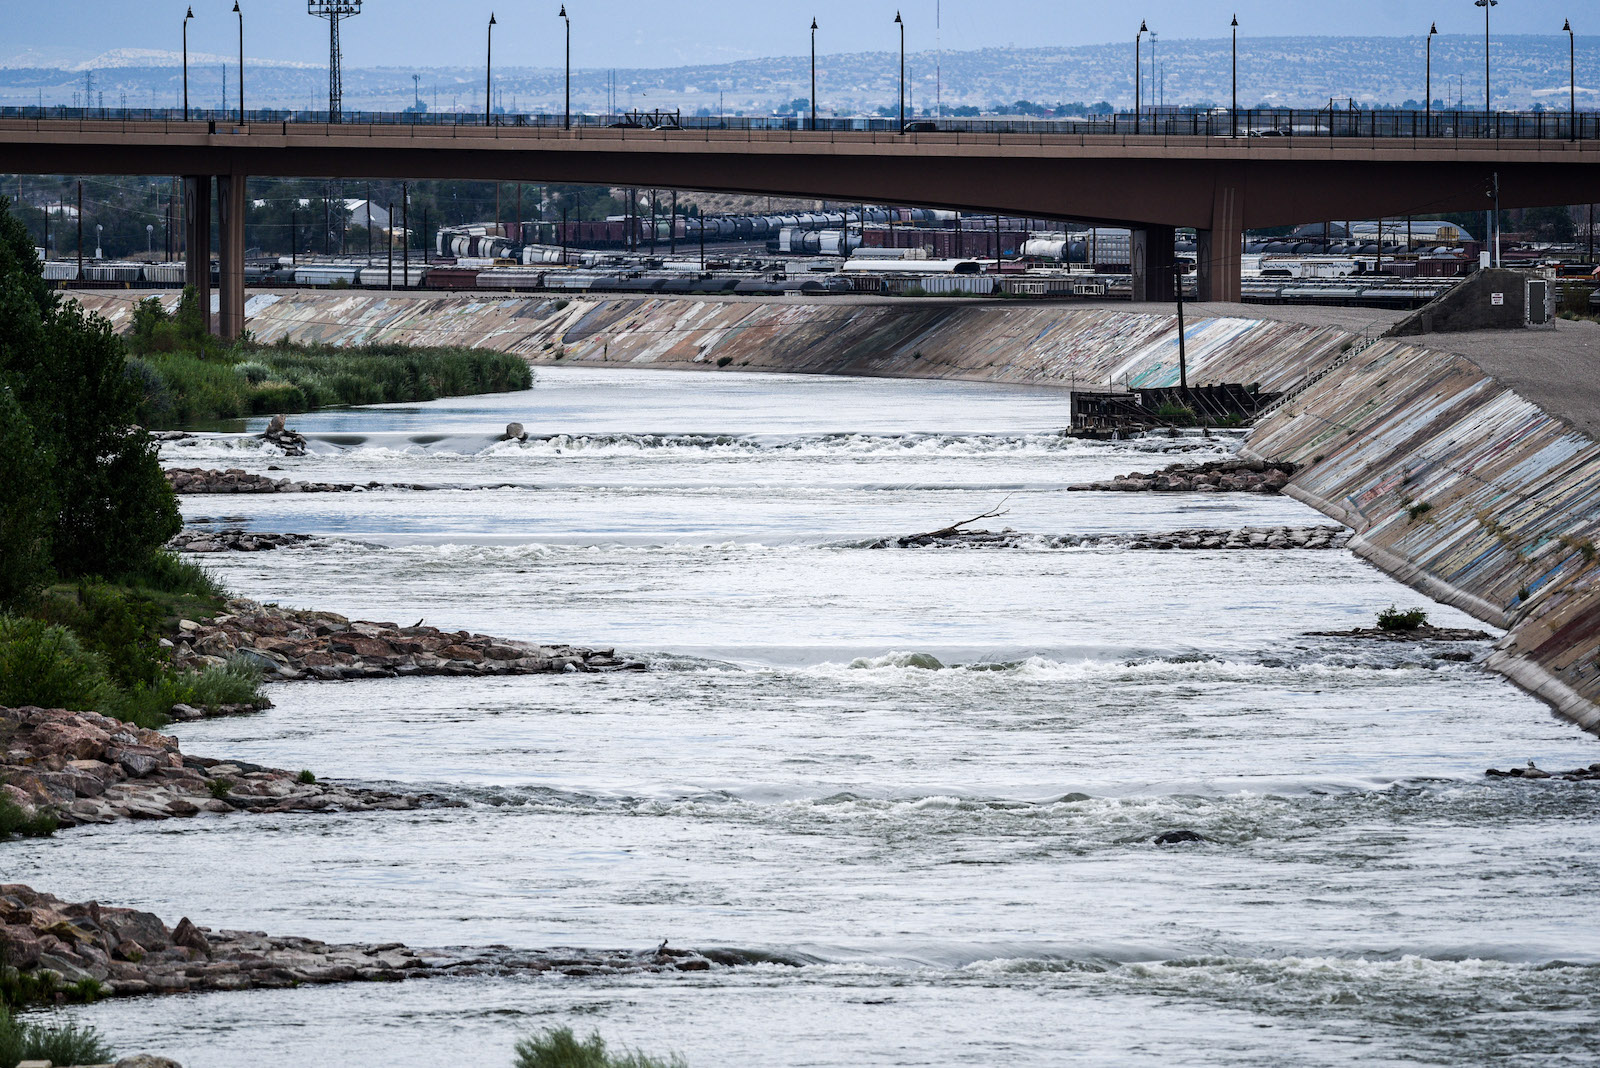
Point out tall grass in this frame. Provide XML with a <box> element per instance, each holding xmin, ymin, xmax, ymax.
<box><xmin>0</xmin><ymin>1005</ymin><xmax>113</xmax><ymax>1068</ymax></box>
<box><xmin>513</xmin><ymin>1027</ymin><xmax>687</xmax><ymax>1068</ymax></box>
<box><xmin>132</xmin><ymin>343</ymin><xmax>533</xmax><ymax>428</ymax></box>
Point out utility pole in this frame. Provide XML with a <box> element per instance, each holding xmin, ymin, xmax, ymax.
<box><xmin>386</xmin><ymin>201</ymin><xmax>394</xmax><ymax>289</ymax></box>
<box><xmin>366</xmin><ymin>182</ymin><xmax>372</xmax><ymax>263</ymax></box>
<box><xmin>671</xmin><ymin>190</ymin><xmax>678</xmax><ymax>254</ymax></box>
<box><xmin>402</xmin><ymin>183</ymin><xmax>410</xmax><ymax>288</ymax></box>
<box><xmin>1173</xmin><ymin>260</ymin><xmax>1188</xmax><ymax>391</ymax></box>
<box><xmin>76</xmin><ymin>181</ymin><xmax>83</xmax><ymax>284</ymax></box>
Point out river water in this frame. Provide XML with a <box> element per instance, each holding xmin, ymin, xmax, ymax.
<box><xmin>13</xmin><ymin>367</ymin><xmax>1600</xmax><ymax>1066</ymax></box>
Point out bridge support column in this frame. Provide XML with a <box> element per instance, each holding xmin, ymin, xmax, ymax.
<box><xmin>216</xmin><ymin>174</ymin><xmax>247</xmax><ymax>340</ymax></box>
<box><xmin>1196</xmin><ymin>181</ymin><xmax>1243</xmax><ymax>303</ymax></box>
<box><xmin>182</xmin><ymin>175</ymin><xmax>212</xmax><ymax>334</ymax></box>
<box><xmin>1130</xmin><ymin>225</ymin><xmax>1175</xmax><ymax>303</ymax></box>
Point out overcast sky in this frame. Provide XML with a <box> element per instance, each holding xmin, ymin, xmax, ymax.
<box><xmin>5</xmin><ymin>1</ymin><xmax>1590</xmax><ymax>70</ymax></box>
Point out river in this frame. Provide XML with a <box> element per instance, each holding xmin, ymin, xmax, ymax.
<box><xmin>12</xmin><ymin>366</ymin><xmax>1599</xmax><ymax>1066</ymax></box>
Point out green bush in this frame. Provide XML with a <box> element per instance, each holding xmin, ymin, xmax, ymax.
<box><xmin>34</xmin><ymin>582</ymin><xmax>166</xmax><ymax>689</ymax></box>
<box><xmin>1152</xmin><ymin>401</ymin><xmax>1198</xmax><ymax>426</ymax></box>
<box><xmin>0</xmin><ymin>616</ymin><xmax>117</xmax><ymax>713</ymax></box>
<box><xmin>0</xmin><ymin>1004</ymin><xmax>113</xmax><ymax>1068</ymax></box>
<box><xmin>129</xmin><ymin>340</ymin><xmax>532</xmax><ymax>429</ymax></box>
<box><xmin>1376</xmin><ymin>605</ymin><xmax>1429</xmax><ymax>632</ymax></box>
<box><xmin>208</xmin><ymin>777</ymin><xmax>234</xmax><ymax>799</ymax></box>
<box><xmin>297</xmin><ymin>769</ymin><xmax>317</xmax><ymax>784</ymax></box>
<box><xmin>0</xmin><ymin>792</ymin><xmax>57</xmax><ymax>839</ymax></box>
<box><xmin>513</xmin><ymin>1027</ymin><xmax>686</xmax><ymax>1068</ymax></box>
<box><xmin>119</xmin><ymin>549</ymin><xmax>223</xmax><ymax>602</ymax></box>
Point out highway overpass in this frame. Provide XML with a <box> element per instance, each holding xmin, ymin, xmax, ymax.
<box><xmin>3</xmin><ymin>116</ymin><xmax>1598</xmax><ymax>337</ymax></box>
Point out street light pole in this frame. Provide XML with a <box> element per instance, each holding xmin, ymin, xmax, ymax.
<box><xmin>234</xmin><ymin>2</ymin><xmax>243</xmax><ymax>120</ymax></box>
<box><xmin>1426</xmin><ymin>22</ymin><xmax>1436</xmax><ymax>136</ymax></box>
<box><xmin>1230</xmin><ymin>14</ymin><xmax>1237</xmax><ymax>137</ymax></box>
<box><xmin>1566</xmin><ymin>19</ymin><xmax>1576</xmax><ymax>142</ymax></box>
<box><xmin>559</xmin><ymin>5</ymin><xmax>570</xmax><ymax>129</ymax></box>
<box><xmin>811</xmin><ymin>18</ymin><xmax>818</xmax><ymax>131</ymax></box>
<box><xmin>1135</xmin><ymin>21</ymin><xmax>1146</xmax><ymax>128</ymax></box>
<box><xmin>1476</xmin><ymin>0</ymin><xmax>1497</xmax><ymax>128</ymax></box>
<box><xmin>183</xmin><ymin>7</ymin><xmax>193</xmax><ymax>120</ymax></box>
<box><xmin>485</xmin><ymin>12</ymin><xmax>496</xmax><ymax>127</ymax></box>
<box><xmin>1228</xmin><ymin>15</ymin><xmax>1241</xmax><ymax>137</ymax></box>
<box><xmin>894</xmin><ymin>11</ymin><xmax>904</xmax><ymax>131</ymax></box>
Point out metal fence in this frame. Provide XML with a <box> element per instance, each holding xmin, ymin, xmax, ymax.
<box><xmin>1</xmin><ymin>105</ymin><xmax>1597</xmax><ymax>141</ymax></box>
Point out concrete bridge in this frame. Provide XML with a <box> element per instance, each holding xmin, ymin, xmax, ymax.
<box><xmin>4</xmin><ymin>116</ymin><xmax>1598</xmax><ymax>337</ymax></box>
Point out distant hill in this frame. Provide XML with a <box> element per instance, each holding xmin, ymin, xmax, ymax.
<box><xmin>0</xmin><ymin>35</ymin><xmax>1590</xmax><ymax>115</ymax></box>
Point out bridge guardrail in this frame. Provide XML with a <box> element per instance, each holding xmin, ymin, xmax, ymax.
<box><xmin>1</xmin><ymin>106</ymin><xmax>1597</xmax><ymax>145</ymax></box>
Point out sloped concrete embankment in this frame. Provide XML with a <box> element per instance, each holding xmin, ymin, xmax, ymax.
<box><xmin>1243</xmin><ymin>339</ymin><xmax>1600</xmax><ymax>735</ymax></box>
<box><xmin>75</xmin><ymin>290</ymin><xmax>1356</xmax><ymax>393</ymax></box>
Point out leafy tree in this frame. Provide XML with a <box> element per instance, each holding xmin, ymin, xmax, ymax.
<box><xmin>0</xmin><ymin>386</ymin><xmax>54</xmax><ymax>608</ymax></box>
<box><xmin>0</xmin><ymin>195</ymin><xmax>180</xmax><ymax>581</ymax></box>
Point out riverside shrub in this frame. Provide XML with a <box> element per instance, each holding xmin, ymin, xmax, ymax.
<box><xmin>0</xmin><ymin>1005</ymin><xmax>113</xmax><ymax>1068</ymax></box>
<box><xmin>513</xmin><ymin>1026</ymin><xmax>687</xmax><ymax>1068</ymax></box>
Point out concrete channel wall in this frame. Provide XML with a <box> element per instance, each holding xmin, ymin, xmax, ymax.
<box><xmin>72</xmin><ymin>290</ymin><xmax>1600</xmax><ymax>734</ymax></box>
<box><xmin>1243</xmin><ymin>338</ymin><xmax>1600</xmax><ymax>734</ymax></box>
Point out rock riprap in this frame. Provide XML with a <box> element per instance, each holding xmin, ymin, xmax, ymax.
<box><xmin>0</xmin><ymin>706</ymin><xmax>446</xmax><ymax>827</ymax></box>
<box><xmin>1486</xmin><ymin>762</ymin><xmax>1600</xmax><ymax>781</ymax></box>
<box><xmin>0</xmin><ymin>885</ymin><xmax>719</xmax><ymax>1001</ymax></box>
<box><xmin>878</xmin><ymin>525</ymin><xmax>1349</xmax><ymax>550</ymax></box>
<box><xmin>170</xmin><ymin>599</ymin><xmax>641</xmax><ymax>680</ymax></box>
<box><xmin>167</xmin><ymin>529</ymin><xmax>318</xmax><ymax>553</ymax></box>
<box><xmin>1067</xmin><ymin>458</ymin><xmax>1298</xmax><ymax>494</ymax></box>
<box><xmin>1306</xmin><ymin>625</ymin><xmax>1495</xmax><ymax>641</ymax></box>
<box><xmin>163</xmin><ymin>467</ymin><xmax>364</xmax><ymax>494</ymax></box>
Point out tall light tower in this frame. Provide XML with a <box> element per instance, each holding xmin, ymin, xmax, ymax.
<box><xmin>309</xmin><ymin>0</ymin><xmax>362</xmax><ymax>124</ymax></box>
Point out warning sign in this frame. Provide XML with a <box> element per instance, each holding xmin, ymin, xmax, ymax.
<box><xmin>1491</xmin><ymin>292</ymin><xmax>1505</xmax><ymax>306</ymax></box>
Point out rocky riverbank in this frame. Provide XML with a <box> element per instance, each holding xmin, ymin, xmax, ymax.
<box><xmin>170</xmin><ymin>600</ymin><xmax>643</xmax><ymax>680</ymax></box>
<box><xmin>1067</xmin><ymin>458</ymin><xmax>1297</xmax><ymax>494</ymax></box>
<box><xmin>0</xmin><ymin>706</ymin><xmax>448</xmax><ymax>828</ymax></box>
<box><xmin>878</xmin><ymin>524</ymin><xmax>1350</xmax><ymax>551</ymax></box>
<box><xmin>0</xmin><ymin>884</ymin><xmax>719</xmax><ymax>1002</ymax></box>
<box><xmin>163</xmin><ymin>468</ymin><xmax>367</xmax><ymax>495</ymax></box>
<box><xmin>167</xmin><ymin>529</ymin><xmax>318</xmax><ymax>553</ymax></box>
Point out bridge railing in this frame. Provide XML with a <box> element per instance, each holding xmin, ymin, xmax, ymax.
<box><xmin>1</xmin><ymin>105</ymin><xmax>1596</xmax><ymax>142</ymax></box>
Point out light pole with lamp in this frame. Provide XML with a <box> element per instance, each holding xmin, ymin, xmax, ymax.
<box><xmin>894</xmin><ymin>11</ymin><xmax>904</xmax><ymax>130</ymax></box>
<box><xmin>146</xmin><ymin>224</ymin><xmax>154</xmax><ymax>257</ymax></box>
<box><xmin>1135</xmin><ymin>21</ymin><xmax>1146</xmax><ymax>128</ymax></box>
<box><xmin>485</xmin><ymin>12</ymin><xmax>496</xmax><ymax>127</ymax></box>
<box><xmin>559</xmin><ymin>5</ymin><xmax>570</xmax><ymax>129</ymax></box>
<box><xmin>1476</xmin><ymin>0</ymin><xmax>1497</xmax><ymax>129</ymax></box>
<box><xmin>233</xmin><ymin>2</ymin><xmax>244</xmax><ymax>120</ymax></box>
<box><xmin>1566</xmin><ymin>19</ymin><xmax>1576</xmax><ymax>142</ymax></box>
<box><xmin>94</xmin><ymin>224</ymin><xmax>102</xmax><ymax>261</ymax></box>
<box><xmin>1426</xmin><ymin>22</ymin><xmax>1437</xmax><ymax>135</ymax></box>
<box><xmin>183</xmin><ymin>7</ymin><xmax>193</xmax><ymax>120</ymax></box>
<box><xmin>811</xmin><ymin>18</ymin><xmax>818</xmax><ymax>131</ymax></box>
<box><xmin>1230</xmin><ymin>14</ymin><xmax>1238</xmax><ymax>137</ymax></box>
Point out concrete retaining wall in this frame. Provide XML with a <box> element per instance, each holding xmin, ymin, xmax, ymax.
<box><xmin>1244</xmin><ymin>338</ymin><xmax>1600</xmax><ymax>734</ymax></box>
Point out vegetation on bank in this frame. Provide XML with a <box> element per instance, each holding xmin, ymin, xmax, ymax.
<box><xmin>514</xmin><ymin>1027</ymin><xmax>687</xmax><ymax>1068</ymax></box>
<box><xmin>1377</xmin><ymin>606</ymin><xmax>1430</xmax><ymax>632</ymax></box>
<box><xmin>0</xmin><ymin>1005</ymin><xmax>113</xmax><ymax>1068</ymax></box>
<box><xmin>0</xmin><ymin>196</ymin><xmax>265</xmax><ymax>800</ymax></box>
<box><xmin>126</xmin><ymin>290</ymin><xmax>532</xmax><ymax>428</ymax></box>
